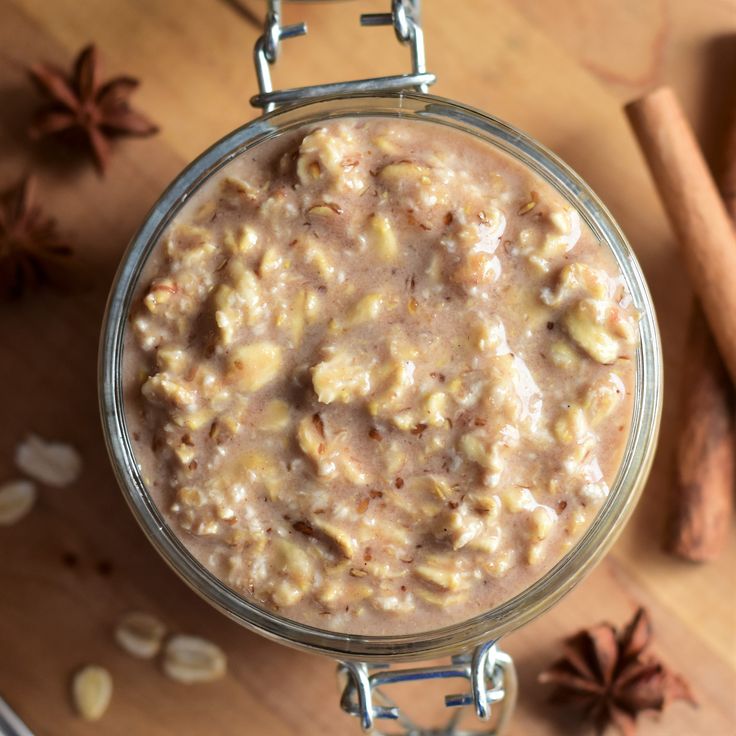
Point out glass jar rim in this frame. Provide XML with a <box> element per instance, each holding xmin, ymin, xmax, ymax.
<box><xmin>99</xmin><ymin>92</ymin><xmax>662</xmax><ymax>662</ymax></box>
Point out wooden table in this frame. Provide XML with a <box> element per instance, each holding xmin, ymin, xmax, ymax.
<box><xmin>1</xmin><ymin>1</ymin><xmax>735</xmax><ymax>734</ymax></box>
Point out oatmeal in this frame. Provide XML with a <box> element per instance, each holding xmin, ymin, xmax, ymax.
<box><xmin>124</xmin><ymin>119</ymin><xmax>638</xmax><ymax>635</ymax></box>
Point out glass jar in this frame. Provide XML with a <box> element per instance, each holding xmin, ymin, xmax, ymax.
<box><xmin>99</xmin><ymin>4</ymin><xmax>662</xmax><ymax>733</ymax></box>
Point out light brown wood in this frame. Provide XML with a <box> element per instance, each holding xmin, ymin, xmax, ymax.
<box><xmin>0</xmin><ymin>1</ymin><xmax>734</xmax><ymax>735</ymax></box>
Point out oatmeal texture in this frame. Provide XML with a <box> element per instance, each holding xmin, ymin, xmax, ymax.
<box><xmin>124</xmin><ymin>119</ymin><xmax>639</xmax><ymax>635</ymax></box>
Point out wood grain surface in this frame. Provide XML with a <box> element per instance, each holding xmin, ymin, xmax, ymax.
<box><xmin>0</xmin><ymin>1</ymin><xmax>735</xmax><ymax>734</ymax></box>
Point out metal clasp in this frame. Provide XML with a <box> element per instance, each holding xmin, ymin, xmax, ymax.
<box><xmin>251</xmin><ymin>0</ymin><xmax>436</xmax><ymax>112</ymax></box>
<box><xmin>337</xmin><ymin>642</ymin><xmax>517</xmax><ymax>735</ymax></box>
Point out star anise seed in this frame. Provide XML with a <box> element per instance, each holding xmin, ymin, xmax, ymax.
<box><xmin>0</xmin><ymin>177</ymin><xmax>73</xmax><ymax>300</ymax></box>
<box><xmin>539</xmin><ymin>608</ymin><xmax>696</xmax><ymax>736</ymax></box>
<box><xmin>28</xmin><ymin>44</ymin><xmax>158</xmax><ymax>173</ymax></box>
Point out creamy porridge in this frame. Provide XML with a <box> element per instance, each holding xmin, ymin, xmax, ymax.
<box><xmin>124</xmin><ymin>119</ymin><xmax>638</xmax><ymax>635</ymax></box>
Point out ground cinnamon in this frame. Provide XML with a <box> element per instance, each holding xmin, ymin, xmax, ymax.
<box><xmin>625</xmin><ymin>86</ymin><xmax>735</xmax><ymax>561</ymax></box>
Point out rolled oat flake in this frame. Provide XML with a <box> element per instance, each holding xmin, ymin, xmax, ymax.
<box><xmin>15</xmin><ymin>434</ymin><xmax>82</xmax><ymax>487</ymax></box>
<box><xmin>71</xmin><ymin>665</ymin><xmax>113</xmax><ymax>721</ymax></box>
<box><xmin>0</xmin><ymin>479</ymin><xmax>36</xmax><ymax>525</ymax></box>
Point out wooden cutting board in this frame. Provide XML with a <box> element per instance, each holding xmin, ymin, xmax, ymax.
<box><xmin>0</xmin><ymin>1</ymin><xmax>734</xmax><ymax>734</ymax></box>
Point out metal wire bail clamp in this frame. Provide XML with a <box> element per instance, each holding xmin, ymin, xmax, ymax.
<box><xmin>337</xmin><ymin>641</ymin><xmax>517</xmax><ymax>735</ymax></box>
<box><xmin>251</xmin><ymin>0</ymin><xmax>436</xmax><ymax>112</ymax></box>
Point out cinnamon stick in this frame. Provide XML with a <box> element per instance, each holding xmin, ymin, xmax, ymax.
<box><xmin>625</xmin><ymin>87</ymin><xmax>736</xmax><ymax>387</ymax></box>
<box><xmin>668</xmin><ymin>105</ymin><xmax>736</xmax><ymax>561</ymax></box>
<box><xmin>671</xmin><ymin>92</ymin><xmax>736</xmax><ymax>561</ymax></box>
<box><xmin>669</xmin><ymin>305</ymin><xmax>734</xmax><ymax>560</ymax></box>
<box><xmin>722</xmin><ymin>103</ymin><xmax>736</xmax><ymax>222</ymax></box>
<box><xmin>625</xmin><ymin>86</ymin><xmax>736</xmax><ymax>561</ymax></box>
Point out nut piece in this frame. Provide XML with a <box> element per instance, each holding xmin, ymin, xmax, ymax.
<box><xmin>162</xmin><ymin>634</ymin><xmax>227</xmax><ymax>684</ymax></box>
<box><xmin>15</xmin><ymin>434</ymin><xmax>81</xmax><ymax>487</ymax></box>
<box><xmin>114</xmin><ymin>611</ymin><xmax>167</xmax><ymax>659</ymax></box>
<box><xmin>0</xmin><ymin>479</ymin><xmax>36</xmax><ymax>525</ymax></box>
<box><xmin>72</xmin><ymin>665</ymin><xmax>113</xmax><ymax>721</ymax></box>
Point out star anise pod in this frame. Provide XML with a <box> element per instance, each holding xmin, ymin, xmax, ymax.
<box><xmin>539</xmin><ymin>608</ymin><xmax>696</xmax><ymax>735</ymax></box>
<box><xmin>28</xmin><ymin>44</ymin><xmax>158</xmax><ymax>173</ymax></box>
<box><xmin>0</xmin><ymin>177</ymin><xmax>73</xmax><ymax>299</ymax></box>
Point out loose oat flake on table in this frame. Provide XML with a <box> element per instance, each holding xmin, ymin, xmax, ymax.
<box><xmin>15</xmin><ymin>434</ymin><xmax>82</xmax><ymax>487</ymax></box>
<box><xmin>28</xmin><ymin>44</ymin><xmax>158</xmax><ymax>173</ymax></box>
<box><xmin>162</xmin><ymin>634</ymin><xmax>227</xmax><ymax>684</ymax></box>
<box><xmin>114</xmin><ymin>611</ymin><xmax>167</xmax><ymax>659</ymax></box>
<box><xmin>538</xmin><ymin>608</ymin><xmax>696</xmax><ymax>735</ymax></box>
<box><xmin>0</xmin><ymin>177</ymin><xmax>73</xmax><ymax>300</ymax></box>
<box><xmin>0</xmin><ymin>479</ymin><xmax>36</xmax><ymax>525</ymax></box>
<box><xmin>71</xmin><ymin>665</ymin><xmax>113</xmax><ymax>721</ymax></box>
